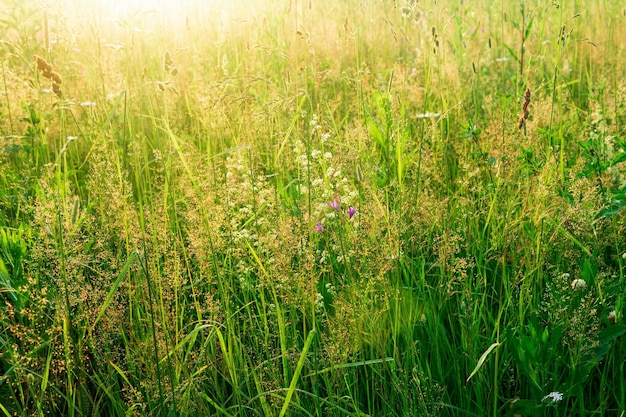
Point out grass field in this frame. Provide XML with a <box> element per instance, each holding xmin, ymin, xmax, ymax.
<box><xmin>1</xmin><ymin>0</ymin><xmax>626</xmax><ymax>415</ymax></box>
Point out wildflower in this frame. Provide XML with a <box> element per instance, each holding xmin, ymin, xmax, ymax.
<box><xmin>542</xmin><ymin>392</ymin><xmax>563</xmax><ymax>403</ymax></box>
<box><xmin>348</xmin><ymin>206</ymin><xmax>356</xmax><ymax>218</ymax></box>
<box><xmin>329</xmin><ymin>198</ymin><xmax>339</xmax><ymax>211</ymax></box>
<box><xmin>315</xmin><ymin>222</ymin><xmax>325</xmax><ymax>232</ymax></box>
<box><xmin>571</xmin><ymin>278</ymin><xmax>587</xmax><ymax>291</ymax></box>
<box><xmin>608</xmin><ymin>310</ymin><xmax>617</xmax><ymax>324</ymax></box>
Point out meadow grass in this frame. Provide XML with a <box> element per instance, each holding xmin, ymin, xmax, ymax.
<box><xmin>1</xmin><ymin>0</ymin><xmax>626</xmax><ymax>416</ymax></box>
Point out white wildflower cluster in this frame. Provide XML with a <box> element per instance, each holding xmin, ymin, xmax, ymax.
<box><xmin>570</xmin><ymin>278</ymin><xmax>587</xmax><ymax>291</ymax></box>
<box><xmin>542</xmin><ymin>391</ymin><xmax>563</xmax><ymax>403</ymax></box>
<box><xmin>311</xmin><ymin>149</ymin><xmax>322</xmax><ymax>159</ymax></box>
<box><xmin>291</xmin><ymin>114</ymin><xmax>359</xmax><ymax>229</ymax></box>
<box><xmin>309</xmin><ymin>113</ymin><xmax>323</xmax><ymax>132</ymax></box>
<box><xmin>225</xmin><ymin>154</ymin><xmax>274</xmax><ymax>207</ymax></box>
<box><xmin>223</xmin><ymin>154</ymin><xmax>277</xmax><ymax>283</ymax></box>
<box><xmin>293</xmin><ymin>139</ymin><xmax>310</xmax><ymax>169</ymax></box>
<box><xmin>315</xmin><ymin>292</ymin><xmax>325</xmax><ymax>313</ymax></box>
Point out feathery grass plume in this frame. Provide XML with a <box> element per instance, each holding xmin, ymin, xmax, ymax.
<box><xmin>518</xmin><ymin>87</ymin><xmax>531</xmax><ymax>130</ymax></box>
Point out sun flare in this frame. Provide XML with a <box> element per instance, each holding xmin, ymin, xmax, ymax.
<box><xmin>59</xmin><ymin>0</ymin><xmax>253</xmax><ymax>31</ymax></box>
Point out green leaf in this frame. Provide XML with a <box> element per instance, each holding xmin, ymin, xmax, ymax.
<box><xmin>279</xmin><ymin>329</ymin><xmax>316</xmax><ymax>417</ymax></box>
<box><xmin>89</xmin><ymin>252</ymin><xmax>137</xmax><ymax>338</ymax></box>
<box><xmin>503</xmin><ymin>43</ymin><xmax>519</xmax><ymax>63</ymax></box>
<box><xmin>466</xmin><ymin>342</ymin><xmax>500</xmax><ymax>383</ymax></box>
<box><xmin>524</xmin><ymin>16</ymin><xmax>535</xmax><ymax>41</ymax></box>
<box><xmin>610</xmin><ymin>152</ymin><xmax>626</xmax><ymax>166</ymax></box>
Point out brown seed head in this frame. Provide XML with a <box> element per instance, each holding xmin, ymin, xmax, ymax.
<box><xmin>34</xmin><ymin>54</ymin><xmax>52</xmax><ymax>73</ymax></box>
<box><xmin>50</xmin><ymin>71</ymin><xmax>62</xmax><ymax>85</ymax></box>
<box><xmin>52</xmin><ymin>82</ymin><xmax>62</xmax><ymax>97</ymax></box>
<box><xmin>523</xmin><ymin>87</ymin><xmax>531</xmax><ymax>107</ymax></box>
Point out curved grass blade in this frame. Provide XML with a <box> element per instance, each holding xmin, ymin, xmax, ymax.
<box><xmin>466</xmin><ymin>342</ymin><xmax>500</xmax><ymax>383</ymax></box>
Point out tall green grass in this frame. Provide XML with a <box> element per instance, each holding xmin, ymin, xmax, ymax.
<box><xmin>1</xmin><ymin>0</ymin><xmax>625</xmax><ymax>416</ymax></box>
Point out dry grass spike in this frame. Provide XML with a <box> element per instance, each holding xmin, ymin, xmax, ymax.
<box><xmin>34</xmin><ymin>54</ymin><xmax>52</xmax><ymax>74</ymax></box>
<box><xmin>518</xmin><ymin>87</ymin><xmax>531</xmax><ymax>130</ymax></box>
<box><xmin>49</xmin><ymin>71</ymin><xmax>62</xmax><ymax>85</ymax></box>
<box><xmin>52</xmin><ymin>82</ymin><xmax>62</xmax><ymax>97</ymax></box>
<box><xmin>34</xmin><ymin>54</ymin><xmax>62</xmax><ymax>97</ymax></box>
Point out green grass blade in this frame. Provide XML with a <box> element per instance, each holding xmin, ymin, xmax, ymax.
<box><xmin>279</xmin><ymin>329</ymin><xmax>316</xmax><ymax>417</ymax></box>
<box><xmin>89</xmin><ymin>251</ymin><xmax>137</xmax><ymax>339</ymax></box>
<box><xmin>466</xmin><ymin>342</ymin><xmax>500</xmax><ymax>383</ymax></box>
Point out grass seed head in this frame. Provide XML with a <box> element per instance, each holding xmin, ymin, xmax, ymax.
<box><xmin>34</xmin><ymin>54</ymin><xmax>52</xmax><ymax>73</ymax></box>
<box><xmin>50</xmin><ymin>71</ymin><xmax>62</xmax><ymax>85</ymax></box>
<box><xmin>164</xmin><ymin>51</ymin><xmax>174</xmax><ymax>72</ymax></box>
<box><xmin>52</xmin><ymin>82</ymin><xmax>62</xmax><ymax>97</ymax></box>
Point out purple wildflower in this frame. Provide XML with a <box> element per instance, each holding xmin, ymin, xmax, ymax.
<box><xmin>348</xmin><ymin>206</ymin><xmax>356</xmax><ymax>218</ymax></box>
<box><xmin>315</xmin><ymin>222</ymin><xmax>325</xmax><ymax>232</ymax></box>
<box><xmin>329</xmin><ymin>198</ymin><xmax>340</xmax><ymax>211</ymax></box>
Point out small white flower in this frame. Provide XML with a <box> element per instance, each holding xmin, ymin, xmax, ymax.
<box><xmin>324</xmin><ymin>152</ymin><xmax>332</xmax><ymax>160</ymax></box>
<box><xmin>542</xmin><ymin>391</ymin><xmax>563</xmax><ymax>403</ymax></box>
<box><xmin>571</xmin><ymin>279</ymin><xmax>587</xmax><ymax>291</ymax></box>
